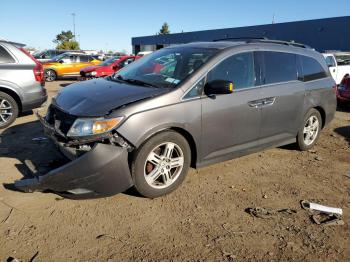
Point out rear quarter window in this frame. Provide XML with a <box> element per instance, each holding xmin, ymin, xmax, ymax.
<box><xmin>300</xmin><ymin>55</ymin><xmax>328</xmax><ymax>82</ymax></box>
<box><xmin>0</xmin><ymin>45</ymin><xmax>16</xmax><ymax>64</ymax></box>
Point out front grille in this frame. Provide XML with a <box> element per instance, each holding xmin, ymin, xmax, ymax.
<box><xmin>46</xmin><ymin>105</ymin><xmax>77</xmax><ymax>135</ymax></box>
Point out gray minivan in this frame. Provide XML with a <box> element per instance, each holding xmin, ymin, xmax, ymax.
<box><xmin>15</xmin><ymin>39</ymin><xmax>336</xmax><ymax>198</ymax></box>
<box><xmin>0</xmin><ymin>40</ymin><xmax>47</xmax><ymax>128</ymax></box>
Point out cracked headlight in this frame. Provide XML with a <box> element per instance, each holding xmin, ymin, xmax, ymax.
<box><xmin>67</xmin><ymin>117</ymin><xmax>123</xmax><ymax>137</ymax></box>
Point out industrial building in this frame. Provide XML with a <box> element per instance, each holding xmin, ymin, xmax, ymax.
<box><xmin>132</xmin><ymin>16</ymin><xmax>350</xmax><ymax>54</ymax></box>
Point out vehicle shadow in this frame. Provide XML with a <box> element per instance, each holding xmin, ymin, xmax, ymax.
<box><xmin>0</xmin><ymin>120</ymin><xmax>68</xmax><ymax>192</ymax></box>
<box><xmin>59</xmin><ymin>83</ymin><xmax>74</xmax><ymax>88</ymax></box>
<box><xmin>0</xmin><ymin>120</ymin><xmax>142</xmax><ymax>198</ymax></box>
<box><xmin>337</xmin><ymin>103</ymin><xmax>350</xmax><ymax>113</ymax></box>
<box><xmin>334</xmin><ymin>125</ymin><xmax>350</xmax><ymax>145</ymax></box>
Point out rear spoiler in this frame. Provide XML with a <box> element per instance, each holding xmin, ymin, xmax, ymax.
<box><xmin>0</xmin><ymin>39</ymin><xmax>25</xmax><ymax>48</ymax></box>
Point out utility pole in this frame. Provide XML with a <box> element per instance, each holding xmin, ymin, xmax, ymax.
<box><xmin>71</xmin><ymin>13</ymin><xmax>76</xmax><ymax>40</ymax></box>
<box><xmin>272</xmin><ymin>13</ymin><xmax>275</xmax><ymax>24</ymax></box>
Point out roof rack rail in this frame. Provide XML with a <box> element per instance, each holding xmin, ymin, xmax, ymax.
<box><xmin>213</xmin><ymin>37</ymin><xmax>310</xmax><ymax>49</ymax></box>
<box><xmin>213</xmin><ymin>37</ymin><xmax>268</xmax><ymax>42</ymax></box>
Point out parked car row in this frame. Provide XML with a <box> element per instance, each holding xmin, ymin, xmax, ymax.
<box><xmin>80</xmin><ymin>55</ymin><xmax>140</xmax><ymax>80</ymax></box>
<box><xmin>42</xmin><ymin>52</ymin><xmax>141</xmax><ymax>82</ymax></box>
<box><xmin>43</xmin><ymin>52</ymin><xmax>101</xmax><ymax>81</ymax></box>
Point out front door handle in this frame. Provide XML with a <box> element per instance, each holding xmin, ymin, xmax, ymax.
<box><xmin>248</xmin><ymin>100</ymin><xmax>264</xmax><ymax>108</ymax></box>
<box><xmin>248</xmin><ymin>97</ymin><xmax>276</xmax><ymax>108</ymax></box>
<box><xmin>261</xmin><ymin>97</ymin><xmax>276</xmax><ymax>106</ymax></box>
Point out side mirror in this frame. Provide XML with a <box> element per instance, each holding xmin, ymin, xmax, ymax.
<box><xmin>204</xmin><ymin>80</ymin><xmax>234</xmax><ymax>95</ymax></box>
<box><xmin>58</xmin><ymin>60</ymin><xmax>64</xmax><ymax>64</ymax></box>
<box><xmin>112</xmin><ymin>65</ymin><xmax>119</xmax><ymax>70</ymax></box>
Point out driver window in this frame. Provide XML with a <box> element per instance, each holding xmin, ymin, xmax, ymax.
<box><xmin>207</xmin><ymin>52</ymin><xmax>255</xmax><ymax>90</ymax></box>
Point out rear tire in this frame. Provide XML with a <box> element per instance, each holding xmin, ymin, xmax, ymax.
<box><xmin>0</xmin><ymin>91</ymin><xmax>19</xmax><ymax>129</ymax></box>
<box><xmin>131</xmin><ymin>131</ymin><xmax>191</xmax><ymax>198</ymax></box>
<box><xmin>296</xmin><ymin>108</ymin><xmax>322</xmax><ymax>151</ymax></box>
<box><xmin>45</xmin><ymin>69</ymin><xmax>57</xmax><ymax>82</ymax></box>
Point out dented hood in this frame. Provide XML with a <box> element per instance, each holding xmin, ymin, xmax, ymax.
<box><xmin>54</xmin><ymin>77</ymin><xmax>169</xmax><ymax>116</ymax></box>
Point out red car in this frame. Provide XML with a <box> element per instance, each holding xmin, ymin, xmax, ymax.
<box><xmin>80</xmin><ymin>55</ymin><xmax>140</xmax><ymax>79</ymax></box>
<box><xmin>337</xmin><ymin>74</ymin><xmax>350</xmax><ymax>103</ymax></box>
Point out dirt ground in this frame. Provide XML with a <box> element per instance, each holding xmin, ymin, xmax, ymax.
<box><xmin>0</xmin><ymin>80</ymin><xmax>349</xmax><ymax>262</ymax></box>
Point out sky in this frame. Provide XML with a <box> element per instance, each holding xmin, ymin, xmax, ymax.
<box><xmin>1</xmin><ymin>0</ymin><xmax>349</xmax><ymax>53</ymax></box>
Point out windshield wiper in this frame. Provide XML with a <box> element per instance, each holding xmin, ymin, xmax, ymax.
<box><xmin>114</xmin><ymin>75</ymin><xmax>159</xmax><ymax>88</ymax></box>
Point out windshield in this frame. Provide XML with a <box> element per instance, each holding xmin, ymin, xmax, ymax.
<box><xmin>33</xmin><ymin>51</ymin><xmax>45</xmax><ymax>59</ymax></box>
<box><xmin>112</xmin><ymin>47</ymin><xmax>218</xmax><ymax>88</ymax></box>
<box><xmin>100</xmin><ymin>56</ymin><xmax>120</xmax><ymax>66</ymax></box>
<box><xmin>335</xmin><ymin>54</ymin><xmax>350</xmax><ymax>66</ymax></box>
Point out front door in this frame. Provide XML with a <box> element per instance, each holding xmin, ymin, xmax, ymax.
<box><xmin>201</xmin><ymin>52</ymin><xmax>263</xmax><ymax>164</ymax></box>
<box><xmin>58</xmin><ymin>54</ymin><xmax>77</xmax><ymax>76</ymax></box>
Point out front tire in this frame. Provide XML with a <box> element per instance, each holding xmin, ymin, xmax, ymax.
<box><xmin>0</xmin><ymin>91</ymin><xmax>19</xmax><ymax>129</ymax></box>
<box><xmin>296</xmin><ymin>109</ymin><xmax>322</xmax><ymax>151</ymax></box>
<box><xmin>45</xmin><ymin>69</ymin><xmax>57</xmax><ymax>82</ymax></box>
<box><xmin>131</xmin><ymin>131</ymin><xmax>191</xmax><ymax>198</ymax></box>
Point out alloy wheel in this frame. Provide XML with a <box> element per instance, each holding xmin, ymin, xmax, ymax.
<box><xmin>0</xmin><ymin>98</ymin><xmax>13</xmax><ymax>125</ymax></box>
<box><xmin>45</xmin><ymin>70</ymin><xmax>56</xmax><ymax>81</ymax></box>
<box><xmin>143</xmin><ymin>142</ymin><xmax>184</xmax><ymax>189</ymax></box>
<box><xmin>303</xmin><ymin>115</ymin><xmax>319</xmax><ymax>146</ymax></box>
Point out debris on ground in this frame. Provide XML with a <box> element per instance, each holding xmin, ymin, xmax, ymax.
<box><xmin>246</xmin><ymin>207</ymin><xmax>297</xmax><ymax>219</ymax></box>
<box><xmin>7</xmin><ymin>257</ymin><xmax>21</xmax><ymax>262</ymax></box>
<box><xmin>31</xmin><ymin>137</ymin><xmax>48</xmax><ymax>142</ymax></box>
<box><xmin>96</xmin><ymin>234</ymin><xmax>117</xmax><ymax>240</ymax></box>
<box><xmin>312</xmin><ymin>213</ymin><xmax>345</xmax><ymax>226</ymax></box>
<box><xmin>300</xmin><ymin>200</ymin><xmax>343</xmax><ymax>215</ymax></box>
<box><xmin>1</xmin><ymin>208</ymin><xmax>13</xmax><ymax>224</ymax></box>
<box><xmin>29</xmin><ymin>251</ymin><xmax>39</xmax><ymax>262</ymax></box>
<box><xmin>301</xmin><ymin>200</ymin><xmax>344</xmax><ymax>226</ymax></box>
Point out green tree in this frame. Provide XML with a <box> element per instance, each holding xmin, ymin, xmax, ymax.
<box><xmin>53</xmin><ymin>30</ymin><xmax>80</xmax><ymax>50</ymax></box>
<box><xmin>159</xmin><ymin>22</ymin><xmax>170</xmax><ymax>35</ymax></box>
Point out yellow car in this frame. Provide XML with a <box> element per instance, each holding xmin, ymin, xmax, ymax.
<box><xmin>43</xmin><ymin>52</ymin><xmax>101</xmax><ymax>81</ymax></box>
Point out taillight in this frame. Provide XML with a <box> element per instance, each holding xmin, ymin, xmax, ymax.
<box><xmin>19</xmin><ymin>48</ymin><xmax>45</xmax><ymax>84</ymax></box>
<box><xmin>34</xmin><ymin>63</ymin><xmax>44</xmax><ymax>83</ymax></box>
<box><xmin>332</xmin><ymin>84</ymin><xmax>337</xmax><ymax>94</ymax></box>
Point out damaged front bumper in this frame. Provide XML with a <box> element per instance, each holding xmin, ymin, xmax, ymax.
<box><xmin>14</xmin><ymin>113</ymin><xmax>134</xmax><ymax>198</ymax></box>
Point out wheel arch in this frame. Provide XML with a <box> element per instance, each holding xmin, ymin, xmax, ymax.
<box><xmin>130</xmin><ymin>126</ymin><xmax>198</xmax><ymax>169</ymax></box>
<box><xmin>0</xmin><ymin>86</ymin><xmax>22</xmax><ymax>112</ymax></box>
<box><xmin>169</xmin><ymin>127</ymin><xmax>198</xmax><ymax>168</ymax></box>
<box><xmin>45</xmin><ymin>68</ymin><xmax>58</xmax><ymax>77</ymax></box>
<box><xmin>313</xmin><ymin>106</ymin><xmax>326</xmax><ymax>128</ymax></box>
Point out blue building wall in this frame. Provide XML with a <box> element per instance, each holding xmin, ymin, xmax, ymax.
<box><xmin>132</xmin><ymin>16</ymin><xmax>350</xmax><ymax>52</ymax></box>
